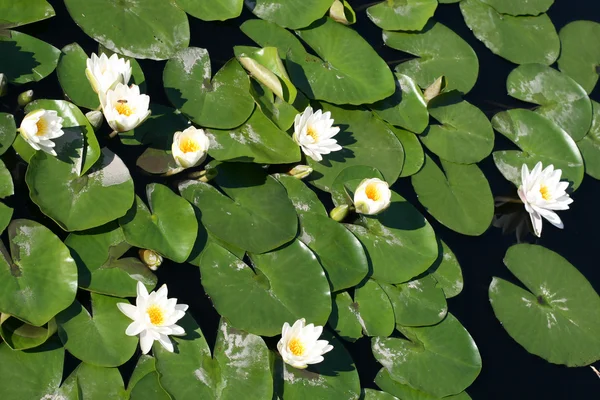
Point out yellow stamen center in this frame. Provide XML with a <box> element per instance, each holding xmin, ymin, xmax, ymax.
<box><xmin>115</xmin><ymin>101</ymin><xmax>133</xmax><ymax>116</ymax></box>
<box><xmin>35</xmin><ymin>118</ymin><xmax>48</xmax><ymax>136</ymax></box>
<box><xmin>365</xmin><ymin>183</ymin><xmax>381</xmax><ymax>201</ymax></box>
<box><xmin>179</xmin><ymin>137</ymin><xmax>201</xmax><ymax>153</ymax></box>
<box><xmin>288</xmin><ymin>338</ymin><xmax>305</xmax><ymax>356</ymax></box>
<box><xmin>146</xmin><ymin>305</ymin><xmax>164</xmax><ymax>326</ymax></box>
<box><xmin>540</xmin><ymin>184</ymin><xmax>551</xmax><ymax>201</ymax></box>
<box><xmin>306</xmin><ymin>126</ymin><xmax>318</xmax><ymax>141</ymax></box>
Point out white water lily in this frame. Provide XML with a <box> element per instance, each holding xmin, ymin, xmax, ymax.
<box><xmin>277</xmin><ymin>318</ymin><xmax>333</xmax><ymax>369</ymax></box>
<box><xmin>18</xmin><ymin>109</ymin><xmax>64</xmax><ymax>156</ymax></box>
<box><xmin>517</xmin><ymin>162</ymin><xmax>573</xmax><ymax>237</ymax></box>
<box><xmin>171</xmin><ymin>126</ymin><xmax>210</xmax><ymax>169</ymax></box>
<box><xmin>353</xmin><ymin>178</ymin><xmax>392</xmax><ymax>215</ymax></box>
<box><xmin>293</xmin><ymin>106</ymin><xmax>342</xmax><ymax>162</ymax></box>
<box><xmin>117</xmin><ymin>282</ymin><xmax>188</xmax><ymax>354</ymax></box>
<box><xmin>101</xmin><ymin>83</ymin><xmax>150</xmax><ymax>132</ymax></box>
<box><xmin>85</xmin><ymin>52</ymin><xmax>132</xmax><ymax>95</ymax></box>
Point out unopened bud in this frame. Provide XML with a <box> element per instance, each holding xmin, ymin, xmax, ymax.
<box><xmin>0</xmin><ymin>74</ymin><xmax>6</xmax><ymax>98</ymax></box>
<box><xmin>17</xmin><ymin>90</ymin><xmax>34</xmax><ymax>107</ymax></box>
<box><xmin>85</xmin><ymin>110</ymin><xmax>103</xmax><ymax>131</ymax></box>
<box><xmin>139</xmin><ymin>249</ymin><xmax>162</xmax><ymax>271</ymax></box>
<box><xmin>423</xmin><ymin>76</ymin><xmax>446</xmax><ymax>103</ymax></box>
<box><xmin>329</xmin><ymin>0</ymin><xmax>356</xmax><ymax>25</ymax></box>
<box><xmin>288</xmin><ymin>165</ymin><xmax>313</xmax><ymax>180</ymax></box>
<box><xmin>330</xmin><ymin>204</ymin><xmax>350</xmax><ymax>222</ymax></box>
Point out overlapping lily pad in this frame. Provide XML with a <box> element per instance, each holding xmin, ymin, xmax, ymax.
<box><xmin>0</xmin><ymin>315</ymin><xmax>56</xmax><ymax>350</ymax></box>
<box><xmin>393</xmin><ymin>128</ymin><xmax>424</xmax><ymax>178</ymax></box>
<box><xmin>489</xmin><ymin>244</ymin><xmax>600</xmax><ymax>366</ymax></box>
<box><xmin>0</xmin><ymin>113</ymin><xmax>16</xmax><ymax>156</ymax></box>
<box><xmin>246</xmin><ymin>0</ymin><xmax>336</xmax><ymax>29</ymax></box>
<box><xmin>367</xmin><ymin>0</ymin><xmax>437</xmax><ymax>31</ymax></box>
<box><xmin>428</xmin><ymin>240</ymin><xmax>463</xmax><ymax>299</ymax></box>
<box><xmin>128</xmin><ymin>356</ymin><xmax>170</xmax><ymax>400</ymax></box>
<box><xmin>375</xmin><ymin>368</ymin><xmax>472</xmax><ymax>400</ymax></box>
<box><xmin>479</xmin><ymin>0</ymin><xmax>554</xmax><ymax>15</ymax></box>
<box><xmin>0</xmin><ymin>0</ymin><xmax>55</xmax><ymax>28</ymax></box>
<box><xmin>354</xmin><ymin>279</ymin><xmax>395</xmax><ymax>337</ymax></box>
<box><xmin>329</xmin><ymin>291</ymin><xmax>363</xmax><ymax>342</ymax></box>
<box><xmin>176</xmin><ymin>0</ymin><xmax>243</xmax><ymax>21</ymax></box>
<box><xmin>56</xmin><ymin>43</ymin><xmax>100</xmax><ymax>110</ymax></box>
<box><xmin>0</xmin><ymin>30</ymin><xmax>60</xmax><ymax>84</ymax></box>
<box><xmin>577</xmin><ymin>100</ymin><xmax>600</xmax><ymax>180</ymax></box>
<box><xmin>69</xmin><ymin>363</ymin><xmax>127</xmax><ymax>399</ymax></box>
<box><xmin>558</xmin><ymin>21</ymin><xmax>600</xmax><ymax>94</ymax></box>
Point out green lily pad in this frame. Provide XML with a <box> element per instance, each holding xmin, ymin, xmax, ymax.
<box><xmin>206</xmin><ymin>107</ymin><xmax>300</xmax><ymax>164</ymax></box>
<box><xmin>66</xmin><ymin>223</ymin><xmax>157</xmax><ymax>297</ymax></box>
<box><xmin>0</xmin><ymin>0</ymin><xmax>55</xmax><ymax>27</ymax></box>
<box><xmin>0</xmin><ymin>219</ymin><xmax>77</xmax><ymax>326</ymax></box>
<box><xmin>507</xmin><ymin>63</ymin><xmax>592</xmax><ymax>141</ymax></box>
<box><xmin>179</xmin><ymin>163</ymin><xmax>298</xmax><ymax>254</ymax></box>
<box><xmin>411</xmin><ymin>155</ymin><xmax>494</xmax><ymax>236</ymax></box>
<box><xmin>249</xmin><ymin>79</ymin><xmax>303</xmax><ymax>131</ymax></box>
<box><xmin>328</xmin><ymin>291</ymin><xmax>363</xmax><ymax>342</ymax></box>
<box><xmin>155</xmin><ymin>316</ymin><xmax>273</xmax><ymax>399</ymax></box>
<box><xmin>489</xmin><ymin>244</ymin><xmax>600</xmax><ymax>366</ymax></box>
<box><xmin>381</xmin><ymin>275</ymin><xmax>447</xmax><ymax>327</ymax></box>
<box><xmin>428</xmin><ymin>240</ymin><xmax>463</xmax><ymax>299</ymax></box>
<box><xmin>246</xmin><ymin>0</ymin><xmax>335</xmax><ymax>29</ymax></box>
<box><xmin>127</xmin><ymin>356</ymin><xmax>170</xmax><ymax>400</ymax></box>
<box><xmin>393</xmin><ymin>128</ymin><xmax>424</xmax><ymax>177</ymax></box>
<box><xmin>577</xmin><ymin>100</ymin><xmax>600</xmax><ymax>180</ymax></box>
<box><xmin>56</xmin><ymin>293</ymin><xmax>138</xmax><ymax>367</ymax></box>
<box><xmin>0</xmin><ymin>159</ymin><xmax>13</xmax><ymax>199</ymax></box>
<box><xmin>364</xmin><ymin>388</ymin><xmax>399</xmax><ymax>400</ymax></box>
<box><xmin>367</xmin><ymin>0</ymin><xmax>437</xmax><ymax>31</ymax></box>
<box><xmin>56</xmin><ymin>43</ymin><xmax>100</xmax><ymax>110</ymax></box>
<box><xmin>27</xmin><ymin>147</ymin><xmax>135</xmax><ymax>232</ymax></box>
<box><xmin>491</xmin><ymin>109</ymin><xmax>585</xmax><ymax>190</ymax></box>
<box><xmin>383</xmin><ymin>22</ymin><xmax>479</xmax><ymax>94</ymax></box>
<box><xmin>459</xmin><ymin>0</ymin><xmax>559</xmax><ymax>65</ymax></box>
<box><xmin>175</xmin><ymin>0</ymin><xmax>243</xmax><ymax>21</ymax></box>
<box><xmin>63</xmin><ymin>0</ymin><xmax>189</xmax><ymax>60</ymax></box>
<box><xmin>0</xmin><ymin>315</ymin><xmax>56</xmax><ymax>350</ymax></box>
<box><xmin>199</xmin><ymin>239</ymin><xmax>331</xmax><ymax>336</ymax></box>
<box><xmin>0</xmin><ymin>31</ymin><xmax>60</xmax><ymax>84</ymax></box>
<box><xmin>164</xmin><ymin>49</ymin><xmax>255</xmax><ymax>129</ymax></box>
<box><xmin>278</xmin><ymin>329</ymin><xmax>361</xmax><ymax>399</ymax></box>
<box><xmin>306</xmin><ymin>104</ymin><xmax>404</xmax><ymax>192</ymax></box>
<box><xmin>71</xmin><ymin>363</ymin><xmax>127</xmax><ymax>399</ymax></box>
<box><xmin>375</xmin><ymin>368</ymin><xmax>472</xmax><ymax>400</ymax></box>
<box><xmin>372</xmin><ymin>313</ymin><xmax>481</xmax><ymax>398</ymax></box>
<box><xmin>274</xmin><ymin>173</ymin><xmax>327</xmax><ymax>216</ymax></box>
<box><xmin>0</xmin><ymin>203</ymin><xmax>12</xmax><ymax>235</ymax></box>
<box><xmin>120</xmin><ymin>104</ymin><xmax>189</xmax><ymax>148</ymax></box>
<box><xmin>420</xmin><ymin>92</ymin><xmax>494</xmax><ymax>164</ymax></box>
<box><xmin>0</xmin><ymin>113</ymin><xmax>16</xmax><ymax>156</ymax></box>
<box><xmin>120</xmin><ymin>184</ymin><xmax>198</xmax><ymax>263</ymax></box>
<box><xmin>0</xmin><ymin>340</ymin><xmax>64</xmax><ymax>399</ymax></box>
<box><xmin>240</xmin><ymin>19</ymin><xmax>306</xmax><ymax>61</ymax></box>
<box><xmin>479</xmin><ymin>0</ymin><xmax>553</xmax><ymax>15</ymax></box>
<box><xmin>354</xmin><ymin>279</ymin><xmax>395</xmax><ymax>337</ymax></box>
<box><xmin>371</xmin><ymin>73</ymin><xmax>429</xmax><ymax>134</ymax></box>
<box><xmin>136</xmin><ymin>148</ymin><xmax>182</xmax><ymax>175</ymax></box>
<box><xmin>558</xmin><ymin>21</ymin><xmax>600</xmax><ymax>94</ymax></box>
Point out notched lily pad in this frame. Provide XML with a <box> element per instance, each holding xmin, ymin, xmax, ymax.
<box><xmin>367</xmin><ymin>0</ymin><xmax>437</xmax><ymax>32</ymax></box>
<box><xmin>0</xmin><ymin>30</ymin><xmax>60</xmax><ymax>84</ymax></box>
<box><xmin>558</xmin><ymin>20</ymin><xmax>600</xmax><ymax>94</ymax></box>
<box><xmin>245</xmin><ymin>0</ymin><xmax>336</xmax><ymax>29</ymax></box>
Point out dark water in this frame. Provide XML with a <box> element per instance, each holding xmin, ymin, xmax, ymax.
<box><xmin>5</xmin><ymin>0</ymin><xmax>600</xmax><ymax>398</ymax></box>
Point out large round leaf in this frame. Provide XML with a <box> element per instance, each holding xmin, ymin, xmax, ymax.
<box><xmin>246</xmin><ymin>0</ymin><xmax>335</xmax><ymax>29</ymax></box>
<box><xmin>489</xmin><ymin>244</ymin><xmax>600</xmax><ymax>366</ymax></box>
<box><xmin>578</xmin><ymin>100</ymin><xmax>600</xmax><ymax>180</ymax></box>
<box><xmin>56</xmin><ymin>293</ymin><xmax>138</xmax><ymax>367</ymax></box>
<box><xmin>367</xmin><ymin>0</ymin><xmax>437</xmax><ymax>31</ymax></box>
<box><xmin>0</xmin><ymin>0</ymin><xmax>55</xmax><ymax>27</ymax></box>
<box><xmin>176</xmin><ymin>0</ymin><xmax>243</xmax><ymax>21</ymax></box>
<box><xmin>56</xmin><ymin>43</ymin><xmax>100</xmax><ymax>110</ymax></box>
<box><xmin>507</xmin><ymin>63</ymin><xmax>592</xmax><ymax>141</ymax></box>
<box><xmin>0</xmin><ymin>219</ymin><xmax>77</xmax><ymax>326</ymax></box>
<box><xmin>558</xmin><ymin>21</ymin><xmax>600</xmax><ymax>94</ymax></box>
<box><xmin>411</xmin><ymin>155</ymin><xmax>494</xmax><ymax>236</ymax></box>
<box><xmin>491</xmin><ymin>109</ymin><xmax>585</xmax><ymax>190</ymax></box>
<box><xmin>372</xmin><ymin>313</ymin><xmax>481</xmax><ymax>398</ymax></box>
<box><xmin>0</xmin><ymin>31</ymin><xmax>59</xmax><ymax>84</ymax></box>
<box><xmin>420</xmin><ymin>93</ymin><xmax>494</xmax><ymax>164</ymax></box>
<box><xmin>479</xmin><ymin>0</ymin><xmax>553</xmax><ymax>15</ymax></box>
<box><xmin>163</xmin><ymin>49</ymin><xmax>255</xmax><ymax>129</ymax></box>
<box><xmin>0</xmin><ymin>113</ymin><xmax>16</xmax><ymax>156</ymax></box>
<box><xmin>240</xmin><ymin>19</ymin><xmax>307</xmax><ymax>61</ymax></box>
<box><xmin>120</xmin><ymin>184</ymin><xmax>197</xmax><ymax>263</ymax></box>
<box><xmin>329</xmin><ymin>291</ymin><xmax>363</xmax><ymax>342</ymax></box>
<box><xmin>354</xmin><ymin>279</ymin><xmax>395</xmax><ymax>337</ymax></box>
<box><xmin>27</xmin><ymin>147</ymin><xmax>135</xmax><ymax>231</ymax></box>
<box><xmin>383</xmin><ymin>22</ymin><xmax>479</xmax><ymax>94</ymax></box>
<box><xmin>460</xmin><ymin>0</ymin><xmax>559</xmax><ymax>65</ymax></box>
<box><xmin>179</xmin><ymin>163</ymin><xmax>298</xmax><ymax>254</ymax></box>
<box><xmin>63</xmin><ymin>0</ymin><xmax>189</xmax><ymax>60</ymax></box>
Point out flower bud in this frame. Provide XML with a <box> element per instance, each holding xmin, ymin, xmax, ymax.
<box><xmin>139</xmin><ymin>249</ymin><xmax>162</xmax><ymax>271</ymax></box>
<box><xmin>330</xmin><ymin>204</ymin><xmax>350</xmax><ymax>222</ymax></box>
<box><xmin>198</xmin><ymin>168</ymin><xmax>218</xmax><ymax>183</ymax></box>
<box><xmin>85</xmin><ymin>110</ymin><xmax>104</xmax><ymax>131</ymax></box>
<box><xmin>288</xmin><ymin>165</ymin><xmax>313</xmax><ymax>180</ymax></box>
<box><xmin>17</xmin><ymin>90</ymin><xmax>34</xmax><ymax>107</ymax></box>
<box><xmin>0</xmin><ymin>74</ymin><xmax>7</xmax><ymax>98</ymax></box>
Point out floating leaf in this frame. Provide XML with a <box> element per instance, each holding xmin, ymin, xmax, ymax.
<box><xmin>71</xmin><ymin>363</ymin><xmax>127</xmax><ymax>399</ymax></box>
<box><xmin>175</xmin><ymin>0</ymin><xmax>243</xmax><ymax>21</ymax></box>
<box><xmin>128</xmin><ymin>356</ymin><xmax>170</xmax><ymax>400</ymax></box>
<box><xmin>428</xmin><ymin>240</ymin><xmax>463</xmax><ymax>299</ymax></box>
<box><xmin>0</xmin><ymin>203</ymin><xmax>12</xmax><ymax>235</ymax></box>
<box><xmin>0</xmin><ymin>219</ymin><xmax>77</xmax><ymax>326</ymax></box>
<box><xmin>136</xmin><ymin>148</ymin><xmax>181</xmax><ymax>175</ymax></box>
<box><xmin>328</xmin><ymin>291</ymin><xmax>362</xmax><ymax>342</ymax></box>
<box><xmin>384</xmin><ymin>22</ymin><xmax>479</xmax><ymax>94</ymax></box>
<box><xmin>0</xmin><ymin>159</ymin><xmax>13</xmax><ymax>199</ymax></box>
<box><xmin>0</xmin><ymin>113</ymin><xmax>16</xmax><ymax>156</ymax></box>
<box><xmin>0</xmin><ymin>0</ymin><xmax>55</xmax><ymax>27</ymax></box>
<box><xmin>240</xmin><ymin>19</ymin><xmax>306</xmax><ymax>61</ymax></box>
<box><xmin>393</xmin><ymin>128</ymin><xmax>424</xmax><ymax>178</ymax></box>
<box><xmin>367</xmin><ymin>0</ymin><xmax>437</xmax><ymax>31</ymax></box>
<box><xmin>246</xmin><ymin>0</ymin><xmax>335</xmax><ymax>29</ymax></box>
<box><xmin>375</xmin><ymin>368</ymin><xmax>472</xmax><ymax>400</ymax></box>
<box><xmin>0</xmin><ymin>30</ymin><xmax>60</xmax><ymax>84</ymax></box>
<box><xmin>0</xmin><ymin>315</ymin><xmax>56</xmax><ymax>350</ymax></box>
<box><xmin>63</xmin><ymin>0</ymin><xmax>189</xmax><ymax>60</ymax></box>
<box><xmin>363</xmin><ymin>388</ymin><xmax>399</xmax><ymax>400</ymax></box>
<box><xmin>274</xmin><ymin>173</ymin><xmax>327</xmax><ymax>216</ymax></box>
<box><xmin>460</xmin><ymin>0</ymin><xmax>559</xmax><ymax>65</ymax></box>
<box><xmin>411</xmin><ymin>155</ymin><xmax>494</xmax><ymax>236</ymax></box>
<box><xmin>489</xmin><ymin>244</ymin><xmax>600</xmax><ymax>366</ymax></box>
<box><xmin>56</xmin><ymin>43</ymin><xmax>100</xmax><ymax>110</ymax></box>
<box><xmin>558</xmin><ymin>20</ymin><xmax>600</xmax><ymax>94</ymax></box>
<box><xmin>479</xmin><ymin>0</ymin><xmax>553</xmax><ymax>15</ymax></box>
<box><xmin>577</xmin><ymin>100</ymin><xmax>600</xmax><ymax>180</ymax></box>
<box><xmin>164</xmin><ymin>48</ymin><xmax>255</xmax><ymax>129</ymax></box>
<box><xmin>249</xmin><ymin>80</ymin><xmax>301</xmax><ymax>131</ymax></box>
<box><xmin>507</xmin><ymin>63</ymin><xmax>592</xmax><ymax>141</ymax></box>
<box><xmin>120</xmin><ymin>104</ymin><xmax>189</xmax><ymax>148</ymax></box>
<box><xmin>355</xmin><ymin>279</ymin><xmax>395</xmax><ymax>337</ymax></box>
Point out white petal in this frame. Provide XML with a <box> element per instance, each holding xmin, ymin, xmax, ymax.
<box><xmin>529</xmin><ymin>210</ymin><xmax>543</xmax><ymax>237</ymax></box>
<box><xmin>125</xmin><ymin>320</ymin><xmax>146</xmax><ymax>336</ymax></box>
<box><xmin>157</xmin><ymin>334</ymin><xmax>174</xmax><ymax>353</ymax></box>
<box><xmin>139</xmin><ymin>330</ymin><xmax>155</xmax><ymax>354</ymax></box>
<box><xmin>117</xmin><ymin>303</ymin><xmax>138</xmax><ymax>320</ymax></box>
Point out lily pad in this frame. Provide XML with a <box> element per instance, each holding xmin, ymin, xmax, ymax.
<box><xmin>0</xmin><ymin>159</ymin><xmax>13</xmax><ymax>199</ymax></box>
<box><xmin>328</xmin><ymin>291</ymin><xmax>363</xmax><ymax>342</ymax></box>
<box><xmin>428</xmin><ymin>240</ymin><xmax>463</xmax><ymax>299</ymax></box>
<box><xmin>246</xmin><ymin>0</ymin><xmax>336</xmax><ymax>29</ymax></box>
<box><xmin>120</xmin><ymin>104</ymin><xmax>190</xmax><ymax>148</ymax></box>
<box><xmin>411</xmin><ymin>155</ymin><xmax>494</xmax><ymax>236</ymax></box>
<box><xmin>0</xmin><ymin>113</ymin><xmax>16</xmax><ymax>156</ymax></box>
<box><xmin>56</xmin><ymin>293</ymin><xmax>138</xmax><ymax>367</ymax></box>
<box><xmin>372</xmin><ymin>313</ymin><xmax>481</xmax><ymax>397</ymax></box>
<box><xmin>0</xmin><ymin>30</ymin><xmax>60</xmax><ymax>84</ymax></box>
<box><xmin>64</xmin><ymin>0</ymin><xmax>190</xmax><ymax>60</ymax></box>
<box><xmin>363</xmin><ymin>388</ymin><xmax>399</xmax><ymax>400</ymax></box>
<box><xmin>459</xmin><ymin>0</ymin><xmax>559</xmax><ymax>65</ymax></box>
<box><xmin>0</xmin><ymin>203</ymin><xmax>12</xmax><ymax>235</ymax></box>
<box><xmin>240</xmin><ymin>19</ymin><xmax>306</xmax><ymax>61</ymax></box>
<box><xmin>375</xmin><ymin>368</ymin><xmax>472</xmax><ymax>400</ymax></box>
<box><xmin>393</xmin><ymin>128</ymin><xmax>424</xmax><ymax>177</ymax></box>
<box><xmin>577</xmin><ymin>100</ymin><xmax>600</xmax><ymax>180</ymax></box>
<box><xmin>164</xmin><ymin>48</ymin><xmax>255</xmax><ymax>129</ymax></box>
<box><xmin>128</xmin><ymin>356</ymin><xmax>170</xmax><ymax>400</ymax></box>
<box><xmin>179</xmin><ymin>163</ymin><xmax>298</xmax><ymax>254</ymax></box>
<box><xmin>507</xmin><ymin>63</ymin><xmax>592</xmax><ymax>141</ymax></box>
<box><xmin>119</xmin><ymin>184</ymin><xmax>198</xmax><ymax>263</ymax></box>
<box><xmin>0</xmin><ymin>0</ymin><xmax>55</xmax><ymax>27</ymax></box>
<box><xmin>71</xmin><ymin>363</ymin><xmax>127</xmax><ymax>399</ymax></box>
<box><xmin>56</xmin><ymin>43</ymin><xmax>101</xmax><ymax>110</ymax></box>
<box><xmin>176</xmin><ymin>0</ymin><xmax>243</xmax><ymax>21</ymax></box>
<box><xmin>0</xmin><ymin>315</ymin><xmax>57</xmax><ymax>350</ymax></box>
<box><xmin>0</xmin><ymin>219</ymin><xmax>77</xmax><ymax>326</ymax></box>
<box><xmin>367</xmin><ymin>0</ymin><xmax>437</xmax><ymax>31</ymax></box>
<box><xmin>479</xmin><ymin>0</ymin><xmax>553</xmax><ymax>15</ymax></box>
<box><xmin>274</xmin><ymin>173</ymin><xmax>327</xmax><ymax>216</ymax></box>
<box><xmin>491</xmin><ymin>109</ymin><xmax>585</xmax><ymax>190</ymax></box>
<box><xmin>558</xmin><ymin>20</ymin><xmax>600</xmax><ymax>94</ymax></box>
<box><xmin>489</xmin><ymin>244</ymin><xmax>600</xmax><ymax>366</ymax></box>
<box><xmin>354</xmin><ymin>279</ymin><xmax>395</xmax><ymax>337</ymax></box>
<box><xmin>420</xmin><ymin>93</ymin><xmax>494</xmax><ymax>164</ymax></box>
<box><xmin>249</xmin><ymin>79</ymin><xmax>302</xmax><ymax>130</ymax></box>
<box><xmin>383</xmin><ymin>22</ymin><xmax>479</xmax><ymax>94</ymax></box>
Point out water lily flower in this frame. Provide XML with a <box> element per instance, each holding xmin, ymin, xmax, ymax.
<box><xmin>101</xmin><ymin>83</ymin><xmax>150</xmax><ymax>133</ymax></box>
<box><xmin>353</xmin><ymin>178</ymin><xmax>392</xmax><ymax>215</ymax></box>
<box><xmin>171</xmin><ymin>126</ymin><xmax>210</xmax><ymax>169</ymax></box>
<box><xmin>277</xmin><ymin>318</ymin><xmax>333</xmax><ymax>369</ymax></box>
<box><xmin>18</xmin><ymin>109</ymin><xmax>64</xmax><ymax>156</ymax></box>
<box><xmin>139</xmin><ymin>249</ymin><xmax>163</xmax><ymax>271</ymax></box>
<box><xmin>293</xmin><ymin>106</ymin><xmax>342</xmax><ymax>162</ymax></box>
<box><xmin>517</xmin><ymin>162</ymin><xmax>573</xmax><ymax>237</ymax></box>
<box><xmin>117</xmin><ymin>282</ymin><xmax>188</xmax><ymax>354</ymax></box>
<box><xmin>86</xmin><ymin>52</ymin><xmax>132</xmax><ymax>95</ymax></box>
